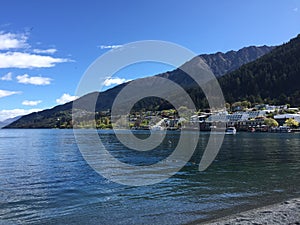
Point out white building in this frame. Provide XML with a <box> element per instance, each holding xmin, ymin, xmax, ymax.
<box><xmin>274</xmin><ymin>114</ymin><xmax>300</xmax><ymax>123</ymax></box>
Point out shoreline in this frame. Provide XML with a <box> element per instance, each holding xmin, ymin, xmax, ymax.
<box><xmin>198</xmin><ymin>198</ymin><xmax>300</xmax><ymax>225</ymax></box>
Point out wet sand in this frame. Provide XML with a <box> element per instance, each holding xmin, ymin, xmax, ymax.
<box><xmin>201</xmin><ymin>198</ymin><xmax>300</xmax><ymax>225</ymax></box>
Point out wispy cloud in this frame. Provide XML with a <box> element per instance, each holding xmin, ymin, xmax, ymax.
<box><xmin>56</xmin><ymin>93</ymin><xmax>78</xmax><ymax>104</ymax></box>
<box><xmin>33</xmin><ymin>48</ymin><xmax>57</xmax><ymax>54</ymax></box>
<box><xmin>0</xmin><ymin>52</ymin><xmax>70</xmax><ymax>68</ymax></box>
<box><xmin>0</xmin><ymin>32</ymin><xmax>28</xmax><ymax>50</ymax></box>
<box><xmin>16</xmin><ymin>74</ymin><xmax>52</xmax><ymax>85</ymax></box>
<box><xmin>0</xmin><ymin>89</ymin><xmax>21</xmax><ymax>98</ymax></box>
<box><xmin>0</xmin><ymin>108</ymin><xmax>42</xmax><ymax>121</ymax></box>
<box><xmin>293</xmin><ymin>7</ymin><xmax>298</xmax><ymax>12</ymax></box>
<box><xmin>22</xmin><ymin>100</ymin><xmax>42</xmax><ymax>106</ymax></box>
<box><xmin>103</xmin><ymin>77</ymin><xmax>131</xmax><ymax>86</ymax></box>
<box><xmin>0</xmin><ymin>72</ymin><xmax>12</xmax><ymax>81</ymax></box>
<box><xmin>98</xmin><ymin>45</ymin><xmax>123</xmax><ymax>50</ymax></box>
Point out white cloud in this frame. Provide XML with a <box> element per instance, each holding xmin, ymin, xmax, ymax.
<box><xmin>56</xmin><ymin>93</ymin><xmax>78</xmax><ymax>104</ymax></box>
<box><xmin>22</xmin><ymin>100</ymin><xmax>42</xmax><ymax>106</ymax></box>
<box><xmin>103</xmin><ymin>77</ymin><xmax>131</xmax><ymax>86</ymax></box>
<box><xmin>0</xmin><ymin>72</ymin><xmax>12</xmax><ymax>81</ymax></box>
<box><xmin>0</xmin><ymin>32</ymin><xmax>28</xmax><ymax>50</ymax></box>
<box><xmin>0</xmin><ymin>52</ymin><xmax>70</xmax><ymax>68</ymax></box>
<box><xmin>33</xmin><ymin>48</ymin><xmax>57</xmax><ymax>54</ymax></box>
<box><xmin>0</xmin><ymin>108</ymin><xmax>42</xmax><ymax>121</ymax></box>
<box><xmin>98</xmin><ymin>45</ymin><xmax>123</xmax><ymax>49</ymax></box>
<box><xmin>0</xmin><ymin>89</ymin><xmax>21</xmax><ymax>98</ymax></box>
<box><xmin>0</xmin><ymin>31</ymin><xmax>70</xmax><ymax>68</ymax></box>
<box><xmin>16</xmin><ymin>74</ymin><xmax>52</xmax><ymax>85</ymax></box>
<box><xmin>294</xmin><ymin>7</ymin><xmax>298</xmax><ymax>12</ymax></box>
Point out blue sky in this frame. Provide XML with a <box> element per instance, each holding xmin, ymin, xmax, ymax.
<box><xmin>0</xmin><ymin>0</ymin><xmax>299</xmax><ymax>121</ymax></box>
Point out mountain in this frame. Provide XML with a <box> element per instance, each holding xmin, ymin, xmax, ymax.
<box><xmin>183</xmin><ymin>34</ymin><xmax>300</xmax><ymax>108</ymax></box>
<box><xmin>0</xmin><ymin>116</ymin><xmax>22</xmax><ymax>128</ymax></box>
<box><xmin>5</xmin><ymin>44</ymin><xmax>276</xmax><ymax>128</ymax></box>
<box><xmin>201</xmin><ymin>45</ymin><xmax>275</xmax><ymax>77</ymax></box>
<box><xmin>217</xmin><ymin>34</ymin><xmax>300</xmax><ymax>105</ymax></box>
<box><xmin>155</xmin><ymin>45</ymin><xmax>275</xmax><ymax>89</ymax></box>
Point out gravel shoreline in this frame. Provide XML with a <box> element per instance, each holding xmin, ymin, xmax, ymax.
<box><xmin>201</xmin><ymin>198</ymin><xmax>300</xmax><ymax>225</ymax></box>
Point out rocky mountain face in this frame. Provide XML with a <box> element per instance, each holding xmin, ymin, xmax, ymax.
<box><xmin>200</xmin><ymin>45</ymin><xmax>275</xmax><ymax>77</ymax></box>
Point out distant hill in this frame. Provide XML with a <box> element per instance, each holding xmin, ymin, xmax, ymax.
<box><xmin>0</xmin><ymin>116</ymin><xmax>22</xmax><ymax>128</ymax></box>
<box><xmin>5</xmin><ymin>44</ymin><xmax>276</xmax><ymax>128</ymax></box>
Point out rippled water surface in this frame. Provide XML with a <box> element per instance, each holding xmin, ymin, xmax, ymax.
<box><xmin>0</xmin><ymin>129</ymin><xmax>299</xmax><ymax>224</ymax></box>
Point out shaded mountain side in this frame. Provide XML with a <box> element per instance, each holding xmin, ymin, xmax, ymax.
<box><xmin>218</xmin><ymin>34</ymin><xmax>300</xmax><ymax>105</ymax></box>
<box><xmin>5</xmin><ymin>44</ymin><xmax>277</xmax><ymax>128</ymax></box>
<box><xmin>184</xmin><ymin>34</ymin><xmax>300</xmax><ymax>107</ymax></box>
<box><xmin>3</xmin><ymin>88</ymin><xmax>123</xmax><ymax>128</ymax></box>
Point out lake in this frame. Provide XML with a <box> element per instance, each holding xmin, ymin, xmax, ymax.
<box><xmin>0</xmin><ymin>129</ymin><xmax>299</xmax><ymax>224</ymax></box>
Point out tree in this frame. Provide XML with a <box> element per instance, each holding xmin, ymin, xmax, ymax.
<box><xmin>241</xmin><ymin>100</ymin><xmax>251</xmax><ymax>109</ymax></box>
<box><xmin>178</xmin><ymin>106</ymin><xmax>193</xmax><ymax>120</ymax></box>
<box><xmin>264</xmin><ymin>118</ymin><xmax>279</xmax><ymax>127</ymax></box>
<box><xmin>278</xmin><ymin>93</ymin><xmax>287</xmax><ymax>105</ymax></box>
<box><xmin>225</xmin><ymin>102</ymin><xmax>231</xmax><ymax>111</ymax></box>
<box><xmin>285</xmin><ymin>118</ymin><xmax>299</xmax><ymax>128</ymax></box>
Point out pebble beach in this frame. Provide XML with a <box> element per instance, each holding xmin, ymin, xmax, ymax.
<box><xmin>202</xmin><ymin>198</ymin><xmax>300</xmax><ymax>225</ymax></box>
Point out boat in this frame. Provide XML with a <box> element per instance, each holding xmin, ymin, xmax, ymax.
<box><xmin>225</xmin><ymin>127</ymin><xmax>237</xmax><ymax>135</ymax></box>
<box><xmin>270</xmin><ymin>126</ymin><xmax>291</xmax><ymax>133</ymax></box>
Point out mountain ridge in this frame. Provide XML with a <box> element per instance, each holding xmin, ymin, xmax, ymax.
<box><xmin>200</xmin><ymin>45</ymin><xmax>275</xmax><ymax>77</ymax></box>
<box><xmin>218</xmin><ymin>34</ymin><xmax>300</xmax><ymax>105</ymax></box>
<box><xmin>4</xmin><ymin>44</ymin><xmax>278</xmax><ymax>128</ymax></box>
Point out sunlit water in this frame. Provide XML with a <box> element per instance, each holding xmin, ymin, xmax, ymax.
<box><xmin>0</xmin><ymin>129</ymin><xmax>299</xmax><ymax>224</ymax></box>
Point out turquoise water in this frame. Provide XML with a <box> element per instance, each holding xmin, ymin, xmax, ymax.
<box><xmin>0</xmin><ymin>129</ymin><xmax>299</xmax><ymax>224</ymax></box>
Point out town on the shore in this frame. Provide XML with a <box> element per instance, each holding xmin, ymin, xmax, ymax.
<box><xmin>74</xmin><ymin>101</ymin><xmax>300</xmax><ymax>133</ymax></box>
